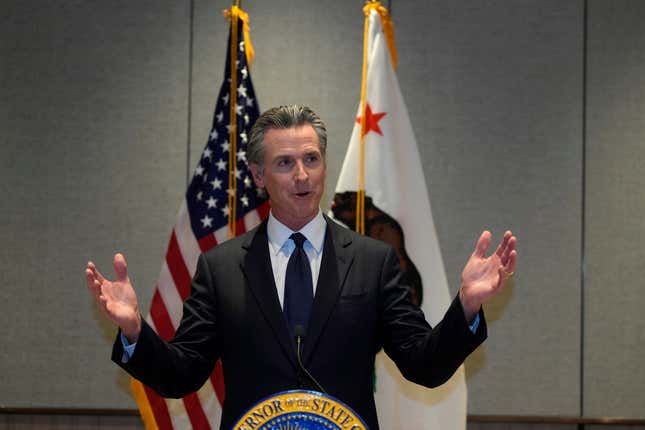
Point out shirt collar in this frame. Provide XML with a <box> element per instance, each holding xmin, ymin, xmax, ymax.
<box><xmin>267</xmin><ymin>209</ymin><xmax>326</xmax><ymax>256</ymax></box>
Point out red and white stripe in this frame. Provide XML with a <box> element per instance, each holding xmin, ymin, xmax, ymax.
<box><xmin>138</xmin><ymin>199</ymin><xmax>270</xmax><ymax>429</ymax></box>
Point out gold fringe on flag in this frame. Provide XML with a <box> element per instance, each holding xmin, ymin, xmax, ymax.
<box><xmin>363</xmin><ymin>2</ymin><xmax>397</xmax><ymax>69</ymax></box>
<box><xmin>224</xmin><ymin>6</ymin><xmax>255</xmax><ymax>65</ymax></box>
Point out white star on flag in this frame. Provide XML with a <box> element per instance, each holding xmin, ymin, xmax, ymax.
<box><xmin>206</xmin><ymin>196</ymin><xmax>217</xmax><ymax>209</ymax></box>
<box><xmin>216</xmin><ymin>159</ymin><xmax>226</xmax><ymax>171</ymax></box>
<box><xmin>238</xmin><ymin>84</ymin><xmax>247</xmax><ymax>98</ymax></box>
<box><xmin>200</xmin><ymin>214</ymin><xmax>213</xmax><ymax>228</ymax></box>
<box><xmin>210</xmin><ymin>178</ymin><xmax>222</xmax><ymax>190</ymax></box>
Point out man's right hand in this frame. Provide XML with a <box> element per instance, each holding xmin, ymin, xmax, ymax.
<box><xmin>85</xmin><ymin>253</ymin><xmax>142</xmax><ymax>343</ymax></box>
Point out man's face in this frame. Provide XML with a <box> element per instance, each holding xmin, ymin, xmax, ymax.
<box><xmin>250</xmin><ymin>125</ymin><xmax>326</xmax><ymax>231</ymax></box>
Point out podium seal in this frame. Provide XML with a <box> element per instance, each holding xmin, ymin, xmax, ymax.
<box><xmin>232</xmin><ymin>390</ymin><xmax>368</xmax><ymax>430</ymax></box>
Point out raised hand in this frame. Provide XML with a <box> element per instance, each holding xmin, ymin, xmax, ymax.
<box><xmin>85</xmin><ymin>253</ymin><xmax>142</xmax><ymax>342</ymax></box>
<box><xmin>459</xmin><ymin>230</ymin><xmax>517</xmax><ymax>321</ymax></box>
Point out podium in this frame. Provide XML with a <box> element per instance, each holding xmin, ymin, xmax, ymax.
<box><xmin>232</xmin><ymin>390</ymin><xmax>368</xmax><ymax>430</ymax></box>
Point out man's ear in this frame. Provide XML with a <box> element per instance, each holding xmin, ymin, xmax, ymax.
<box><xmin>249</xmin><ymin>163</ymin><xmax>265</xmax><ymax>188</ymax></box>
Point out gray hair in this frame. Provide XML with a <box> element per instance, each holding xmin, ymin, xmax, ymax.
<box><xmin>247</xmin><ymin>105</ymin><xmax>327</xmax><ymax>173</ymax></box>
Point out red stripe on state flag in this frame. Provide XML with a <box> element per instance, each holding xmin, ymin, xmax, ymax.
<box><xmin>166</xmin><ymin>231</ymin><xmax>192</xmax><ymax>300</ymax></box>
<box><xmin>143</xmin><ymin>384</ymin><xmax>174</xmax><ymax>430</ymax></box>
<box><xmin>183</xmin><ymin>392</ymin><xmax>212</xmax><ymax>430</ymax></box>
<box><xmin>150</xmin><ymin>290</ymin><xmax>176</xmax><ymax>342</ymax></box>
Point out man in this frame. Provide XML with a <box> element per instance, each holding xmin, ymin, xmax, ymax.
<box><xmin>86</xmin><ymin>105</ymin><xmax>517</xmax><ymax>430</ymax></box>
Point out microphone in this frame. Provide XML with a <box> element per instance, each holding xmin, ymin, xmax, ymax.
<box><xmin>294</xmin><ymin>325</ymin><xmax>327</xmax><ymax>394</ymax></box>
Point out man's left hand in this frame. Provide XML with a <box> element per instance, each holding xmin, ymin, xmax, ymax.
<box><xmin>459</xmin><ymin>230</ymin><xmax>517</xmax><ymax>322</ymax></box>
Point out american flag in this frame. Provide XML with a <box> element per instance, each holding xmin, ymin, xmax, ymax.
<box><xmin>130</xmin><ymin>7</ymin><xmax>269</xmax><ymax>430</ymax></box>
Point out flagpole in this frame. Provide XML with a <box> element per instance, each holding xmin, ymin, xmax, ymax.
<box><xmin>228</xmin><ymin>4</ymin><xmax>239</xmax><ymax>238</ymax></box>
<box><xmin>356</xmin><ymin>1</ymin><xmax>376</xmax><ymax>235</ymax></box>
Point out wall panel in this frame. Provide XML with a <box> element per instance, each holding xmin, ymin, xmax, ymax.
<box><xmin>0</xmin><ymin>0</ymin><xmax>190</xmax><ymax>408</ymax></box>
<box><xmin>393</xmin><ymin>1</ymin><xmax>583</xmax><ymax>415</ymax></box>
<box><xmin>584</xmin><ymin>0</ymin><xmax>645</xmax><ymax>419</ymax></box>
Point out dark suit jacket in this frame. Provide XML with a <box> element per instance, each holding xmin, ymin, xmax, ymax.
<box><xmin>113</xmin><ymin>216</ymin><xmax>487</xmax><ymax>429</ymax></box>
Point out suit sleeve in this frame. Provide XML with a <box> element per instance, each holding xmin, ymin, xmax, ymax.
<box><xmin>111</xmin><ymin>253</ymin><xmax>221</xmax><ymax>398</ymax></box>
<box><xmin>378</xmin><ymin>246</ymin><xmax>487</xmax><ymax>388</ymax></box>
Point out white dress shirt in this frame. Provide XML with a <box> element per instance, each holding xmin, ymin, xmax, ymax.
<box><xmin>266</xmin><ymin>209</ymin><xmax>326</xmax><ymax>309</ymax></box>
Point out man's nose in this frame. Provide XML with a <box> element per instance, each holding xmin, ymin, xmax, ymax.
<box><xmin>293</xmin><ymin>160</ymin><xmax>309</xmax><ymax>181</ymax></box>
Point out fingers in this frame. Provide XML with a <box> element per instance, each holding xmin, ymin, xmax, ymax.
<box><xmin>500</xmin><ymin>236</ymin><xmax>517</xmax><ymax>266</ymax></box>
<box><xmin>473</xmin><ymin>230</ymin><xmax>492</xmax><ymax>258</ymax></box>
<box><xmin>476</xmin><ymin>230</ymin><xmax>517</xmax><ymax>266</ymax></box>
<box><xmin>113</xmin><ymin>253</ymin><xmax>129</xmax><ymax>282</ymax></box>
<box><xmin>505</xmin><ymin>249</ymin><xmax>517</xmax><ymax>274</ymax></box>
<box><xmin>89</xmin><ymin>261</ymin><xmax>107</xmax><ymax>284</ymax></box>
<box><xmin>85</xmin><ymin>262</ymin><xmax>102</xmax><ymax>301</ymax></box>
<box><xmin>85</xmin><ymin>263</ymin><xmax>96</xmax><ymax>291</ymax></box>
<box><xmin>498</xmin><ymin>249</ymin><xmax>518</xmax><ymax>290</ymax></box>
<box><xmin>86</xmin><ymin>262</ymin><xmax>107</xmax><ymax>315</ymax></box>
<box><xmin>495</xmin><ymin>231</ymin><xmax>513</xmax><ymax>257</ymax></box>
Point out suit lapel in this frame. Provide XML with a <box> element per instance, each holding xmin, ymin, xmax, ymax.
<box><xmin>241</xmin><ymin>221</ymin><xmax>297</xmax><ymax>368</ymax></box>
<box><xmin>303</xmin><ymin>216</ymin><xmax>354</xmax><ymax>363</ymax></box>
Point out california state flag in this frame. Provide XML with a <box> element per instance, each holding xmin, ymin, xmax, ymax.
<box><xmin>332</xmin><ymin>3</ymin><xmax>467</xmax><ymax>429</ymax></box>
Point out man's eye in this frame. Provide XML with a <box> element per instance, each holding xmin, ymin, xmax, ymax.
<box><xmin>305</xmin><ymin>154</ymin><xmax>319</xmax><ymax>163</ymax></box>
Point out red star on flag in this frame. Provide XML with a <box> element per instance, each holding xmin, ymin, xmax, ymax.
<box><xmin>356</xmin><ymin>104</ymin><xmax>386</xmax><ymax>137</ymax></box>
